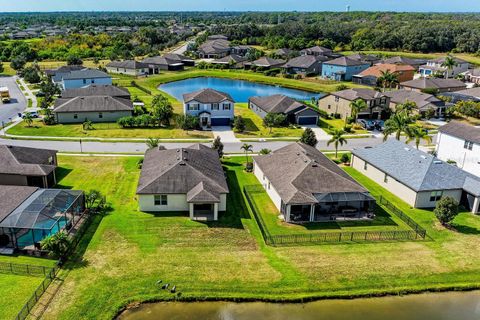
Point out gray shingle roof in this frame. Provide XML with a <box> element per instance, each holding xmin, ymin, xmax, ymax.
<box><xmin>136</xmin><ymin>144</ymin><xmax>229</xmax><ymax>199</ymax></box>
<box><xmin>183</xmin><ymin>88</ymin><xmax>234</xmax><ymax>104</ymax></box>
<box><xmin>0</xmin><ymin>145</ymin><xmax>57</xmax><ymax>176</ymax></box>
<box><xmin>254</xmin><ymin>143</ymin><xmax>369</xmax><ymax>204</ymax></box>
<box><xmin>249</xmin><ymin>94</ymin><xmax>318</xmax><ymax>115</ymax></box>
<box><xmin>106</xmin><ymin>60</ymin><xmax>148</xmax><ymax>69</ymax></box>
<box><xmin>163</xmin><ymin>53</ymin><xmax>194</xmax><ymax>62</ymax></box>
<box><xmin>0</xmin><ymin>185</ymin><xmax>38</xmax><ymax>222</ymax></box>
<box><xmin>199</xmin><ymin>39</ymin><xmax>231</xmax><ymax>54</ymax></box>
<box><xmin>61</xmin><ymin>69</ymin><xmax>111</xmax><ymax>80</ymax></box>
<box><xmin>249</xmin><ymin>57</ymin><xmax>285</xmax><ymax>67</ymax></box>
<box><xmin>400</xmin><ymin>78</ymin><xmax>466</xmax><ymax>90</ymax></box>
<box><xmin>439</xmin><ymin>121</ymin><xmax>480</xmax><ymax>145</ymax></box>
<box><xmin>352</xmin><ymin>140</ymin><xmax>480</xmax><ymax>196</ymax></box>
<box><xmin>383</xmin><ymin>56</ymin><xmax>427</xmax><ymax>66</ymax></box>
<box><xmin>383</xmin><ymin>90</ymin><xmax>442</xmax><ymax>111</ymax></box>
<box><xmin>141</xmin><ymin>56</ymin><xmax>184</xmax><ymax>66</ymax></box>
<box><xmin>212</xmin><ymin>54</ymin><xmax>247</xmax><ymax>64</ymax></box>
<box><xmin>330</xmin><ymin>88</ymin><xmax>383</xmax><ymax>101</ymax></box>
<box><xmin>284</xmin><ymin>55</ymin><xmax>327</xmax><ymax>69</ymax></box>
<box><xmin>61</xmin><ymin>85</ymin><xmax>131</xmax><ymax>99</ymax></box>
<box><xmin>53</xmin><ymin>96</ymin><xmax>133</xmax><ymax>113</ymax></box>
<box><xmin>324</xmin><ymin>56</ymin><xmax>369</xmax><ymax>67</ymax></box>
<box><xmin>301</xmin><ymin>46</ymin><xmax>332</xmax><ymax>55</ymax></box>
<box><xmin>451</xmin><ymin>87</ymin><xmax>480</xmax><ymax>99</ymax></box>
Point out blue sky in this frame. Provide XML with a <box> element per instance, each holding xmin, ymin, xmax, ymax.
<box><xmin>0</xmin><ymin>0</ymin><xmax>479</xmax><ymax>12</ymax></box>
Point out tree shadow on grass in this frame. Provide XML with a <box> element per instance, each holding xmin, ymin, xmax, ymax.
<box><xmin>451</xmin><ymin>223</ymin><xmax>480</xmax><ymax>235</ymax></box>
<box><xmin>243</xmin><ymin>117</ymin><xmax>260</xmax><ymax>133</ymax></box>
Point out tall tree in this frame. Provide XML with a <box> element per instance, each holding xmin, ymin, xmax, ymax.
<box><xmin>300</xmin><ymin>127</ymin><xmax>318</xmax><ymax>147</ymax></box>
<box><xmin>383</xmin><ymin>111</ymin><xmax>412</xmax><ymax>141</ymax></box>
<box><xmin>349</xmin><ymin>99</ymin><xmax>367</xmax><ymax>122</ymax></box>
<box><xmin>377</xmin><ymin>69</ymin><xmax>399</xmax><ymax>91</ymax></box>
<box><xmin>212</xmin><ymin>136</ymin><xmax>224</xmax><ymax>158</ymax></box>
<box><xmin>151</xmin><ymin>95</ymin><xmax>173</xmax><ymax>126</ymax></box>
<box><xmin>327</xmin><ymin>129</ymin><xmax>347</xmax><ymax>159</ymax></box>
<box><xmin>241</xmin><ymin>143</ymin><xmax>253</xmax><ymax>165</ymax></box>
<box><xmin>405</xmin><ymin>126</ymin><xmax>432</xmax><ymax>149</ymax></box>
<box><xmin>440</xmin><ymin>55</ymin><xmax>457</xmax><ymax>79</ymax></box>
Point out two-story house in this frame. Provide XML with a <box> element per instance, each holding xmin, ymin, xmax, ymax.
<box><xmin>321</xmin><ymin>57</ymin><xmax>370</xmax><ymax>81</ymax></box>
<box><xmin>436</xmin><ymin>121</ymin><xmax>480</xmax><ymax>178</ymax></box>
<box><xmin>419</xmin><ymin>57</ymin><xmax>470</xmax><ymax>78</ymax></box>
<box><xmin>183</xmin><ymin>89</ymin><xmax>235</xmax><ymax>129</ymax></box>
<box><xmin>58</xmin><ymin>68</ymin><xmax>112</xmax><ymax>90</ymax></box>
<box><xmin>317</xmin><ymin>88</ymin><xmax>389</xmax><ymax>120</ymax></box>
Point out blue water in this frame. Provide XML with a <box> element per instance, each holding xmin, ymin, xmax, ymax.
<box><xmin>158</xmin><ymin>77</ymin><xmax>324</xmax><ymax>103</ymax></box>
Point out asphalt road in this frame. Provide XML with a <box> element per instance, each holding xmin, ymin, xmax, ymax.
<box><xmin>0</xmin><ymin>76</ymin><xmax>26</xmax><ymax>125</ymax></box>
<box><xmin>0</xmin><ymin>135</ymin><xmax>403</xmax><ymax>154</ymax></box>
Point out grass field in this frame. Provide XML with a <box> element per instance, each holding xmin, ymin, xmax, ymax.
<box><xmin>12</xmin><ymin>154</ymin><xmax>476</xmax><ymax>320</ymax></box>
<box><xmin>7</xmin><ymin>120</ymin><xmax>213</xmax><ymax>140</ymax></box>
<box><xmin>0</xmin><ymin>273</ymin><xmax>45</xmax><ymax>319</ymax></box>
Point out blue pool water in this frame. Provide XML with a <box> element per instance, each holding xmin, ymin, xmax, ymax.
<box><xmin>158</xmin><ymin>77</ymin><xmax>324</xmax><ymax>102</ymax></box>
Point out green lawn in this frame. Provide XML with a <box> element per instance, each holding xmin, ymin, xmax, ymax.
<box><xmin>31</xmin><ymin>155</ymin><xmax>480</xmax><ymax>320</ymax></box>
<box><xmin>234</xmin><ymin>103</ymin><xmax>304</xmax><ymax>138</ymax></box>
<box><xmin>7</xmin><ymin>120</ymin><xmax>213</xmax><ymax>140</ymax></box>
<box><xmin>0</xmin><ymin>273</ymin><xmax>44</xmax><ymax>319</ymax></box>
<box><xmin>318</xmin><ymin>118</ymin><xmax>368</xmax><ymax>135</ymax></box>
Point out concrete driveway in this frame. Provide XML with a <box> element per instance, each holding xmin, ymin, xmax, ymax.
<box><xmin>301</xmin><ymin>125</ymin><xmax>331</xmax><ymax>140</ymax></box>
<box><xmin>211</xmin><ymin>126</ymin><xmax>240</xmax><ymax>143</ymax></box>
<box><xmin>0</xmin><ymin>76</ymin><xmax>27</xmax><ymax>125</ymax></box>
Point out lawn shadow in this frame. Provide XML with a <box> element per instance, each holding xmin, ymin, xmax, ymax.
<box><xmin>451</xmin><ymin>223</ymin><xmax>480</xmax><ymax>235</ymax></box>
<box><xmin>55</xmin><ymin>167</ymin><xmax>73</xmax><ymax>182</ymax></box>
<box><xmin>243</xmin><ymin>117</ymin><xmax>260</xmax><ymax>133</ymax></box>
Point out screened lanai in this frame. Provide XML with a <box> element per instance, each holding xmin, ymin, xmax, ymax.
<box><xmin>0</xmin><ymin>189</ymin><xmax>85</xmax><ymax>249</ymax></box>
<box><xmin>313</xmin><ymin>192</ymin><xmax>376</xmax><ymax>221</ymax></box>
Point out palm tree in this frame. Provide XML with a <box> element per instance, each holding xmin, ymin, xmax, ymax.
<box><xmin>440</xmin><ymin>55</ymin><xmax>457</xmax><ymax>79</ymax></box>
<box><xmin>327</xmin><ymin>129</ymin><xmax>347</xmax><ymax>159</ymax></box>
<box><xmin>146</xmin><ymin>137</ymin><xmax>160</xmax><ymax>149</ymax></box>
<box><xmin>241</xmin><ymin>143</ymin><xmax>253</xmax><ymax>165</ymax></box>
<box><xmin>395</xmin><ymin>100</ymin><xmax>417</xmax><ymax>117</ymax></box>
<box><xmin>23</xmin><ymin>112</ymin><xmax>33</xmax><ymax>127</ymax></box>
<box><xmin>349</xmin><ymin>99</ymin><xmax>367</xmax><ymax>122</ymax></box>
<box><xmin>405</xmin><ymin>125</ymin><xmax>432</xmax><ymax>149</ymax></box>
<box><xmin>377</xmin><ymin>69</ymin><xmax>399</xmax><ymax>91</ymax></box>
<box><xmin>383</xmin><ymin>111</ymin><xmax>412</xmax><ymax>141</ymax></box>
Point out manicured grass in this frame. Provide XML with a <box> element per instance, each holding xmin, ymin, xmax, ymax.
<box><xmin>0</xmin><ymin>273</ymin><xmax>44</xmax><ymax>319</ymax></box>
<box><xmin>234</xmin><ymin>103</ymin><xmax>304</xmax><ymax>138</ymax></box>
<box><xmin>35</xmin><ymin>155</ymin><xmax>480</xmax><ymax>320</ymax></box>
<box><xmin>318</xmin><ymin>118</ymin><xmax>368</xmax><ymax>135</ymax></box>
<box><xmin>7</xmin><ymin>120</ymin><xmax>213</xmax><ymax>140</ymax></box>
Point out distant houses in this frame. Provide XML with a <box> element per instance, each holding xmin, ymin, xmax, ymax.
<box><xmin>436</xmin><ymin>121</ymin><xmax>480</xmax><ymax>178</ymax></box>
<box><xmin>245</xmin><ymin>57</ymin><xmax>286</xmax><ymax>70</ymax></box>
<box><xmin>253</xmin><ymin>143</ymin><xmax>376</xmax><ymax>223</ymax></box>
<box><xmin>211</xmin><ymin>54</ymin><xmax>247</xmax><ymax>68</ymax></box>
<box><xmin>383</xmin><ymin>89</ymin><xmax>448</xmax><ymax>118</ymax></box>
<box><xmin>352</xmin><ymin>63</ymin><xmax>415</xmax><ymax>86</ymax></box>
<box><xmin>400</xmin><ymin>78</ymin><xmax>467</xmax><ymax>93</ymax></box>
<box><xmin>249</xmin><ymin>95</ymin><xmax>320</xmax><ymax>125</ymax></box>
<box><xmin>106</xmin><ymin>60</ymin><xmax>148</xmax><ymax>76</ymax></box>
<box><xmin>136</xmin><ymin>144</ymin><xmax>228</xmax><ymax>221</ymax></box>
<box><xmin>141</xmin><ymin>56</ymin><xmax>185</xmax><ymax>73</ymax></box>
<box><xmin>283</xmin><ymin>55</ymin><xmax>327</xmax><ymax>76</ymax></box>
<box><xmin>352</xmin><ymin>140</ymin><xmax>480</xmax><ymax>214</ymax></box>
<box><xmin>47</xmin><ymin>67</ymin><xmax>112</xmax><ymax>90</ymax></box>
<box><xmin>321</xmin><ymin>57</ymin><xmax>370</xmax><ymax>81</ymax></box>
<box><xmin>183</xmin><ymin>88</ymin><xmax>235</xmax><ymax>129</ymax></box>
<box><xmin>419</xmin><ymin>57</ymin><xmax>470</xmax><ymax>78</ymax></box>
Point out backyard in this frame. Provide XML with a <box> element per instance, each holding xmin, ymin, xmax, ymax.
<box><xmin>0</xmin><ymin>273</ymin><xmax>45</xmax><ymax>319</ymax></box>
<box><xmin>1</xmin><ymin>155</ymin><xmax>479</xmax><ymax>320</ymax></box>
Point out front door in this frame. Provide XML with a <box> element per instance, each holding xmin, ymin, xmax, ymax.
<box><xmin>201</xmin><ymin>116</ymin><xmax>209</xmax><ymax>127</ymax></box>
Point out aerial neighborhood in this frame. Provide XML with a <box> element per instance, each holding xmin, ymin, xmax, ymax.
<box><xmin>1</xmin><ymin>9</ymin><xmax>480</xmax><ymax>320</ymax></box>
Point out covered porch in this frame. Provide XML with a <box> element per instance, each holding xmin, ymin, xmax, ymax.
<box><xmin>285</xmin><ymin>192</ymin><xmax>376</xmax><ymax>223</ymax></box>
<box><xmin>189</xmin><ymin>202</ymin><xmax>219</xmax><ymax>221</ymax></box>
<box><xmin>198</xmin><ymin>111</ymin><xmax>212</xmax><ymax>131</ymax></box>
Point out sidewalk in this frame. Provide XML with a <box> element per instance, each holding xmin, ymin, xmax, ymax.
<box><xmin>16</xmin><ymin>76</ymin><xmax>38</xmax><ymax>109</ymax></box>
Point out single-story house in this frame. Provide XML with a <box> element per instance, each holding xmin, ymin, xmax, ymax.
<box><xmin>317</xmin><ymin>88</ymin><xmax>390</xmax><ymax>120</ymax></box>
<box><xmin>275</xmin><ymin>48</ymin><xmax>297</xmax><ymax>59</ymax></box>
<box><xmin>141</xmin><ymin>56</ymin><xmax>185</xmax><ymax>74</ymax></box>
<box><xmin>436</xmin><ymin>121</ymin><xmax>480</xmax><ymax>178</ymax></box>
<box><xmin>282</xmin><ymin>55</ymin><xmax>327</xmax><ymax>76</ymax></box>
<box><xmin>351</xmin><ymin>140</ymin><xmax>480</xmax><ymax>213</ymax></box>
<box><xmin>382</xmin><ymin>56</ymin><xmax>427</xmax><ymax>69</ymax></box>
<box><xmin>465</xmin><ymin>68</ymin><xmax>480</xmax><ymax>85</ymax></box>
<box><xmin>207</xmin><ymin>34</ymin><xmax>228</xmax><ymax>41</ymax></box>
<box><xmin>321</xmin><ymin>57</ymin><xmax>370</xmax><ymax>81</ymax></box>
<box><xmin>300</xmin><ymin>46</ymin><xmax>340</xmax><ymax>59</ymax></box>
<box><xmin>136</xmin><ymin>144</ymin><xmax>229</xmax><ymax>221</ymax></box>
<box><xmin>347</xmin><ymin>53</ymin><xmax>381</xmax><ymax>66</ymax></box>
<box><xmin>198</xmin><ymin>39</ymin><xmax>231</xmax><ymax>59</ymax></box>
<box><xmin>419</xmin><ymin>57</ymin><xmax>470</xmax><ymax>78</ymax></box>
<box><xmin>211</xmin><ymin>54</ymin><xmax>247</xmax><ymax>68</ymax></box>
<box><xmin>352</xmin><ymin>63</ymin><xmax>415</xmax><ymax>86</ymax></box>
<box><xmin>440</xmin><ymin>87</ymin><xmax>480</xmax><ymax>103</ymax></box>
<box><xmin>163</xmin><ymin>53</ymin><xmax>195</xmax><ymax>66</ymax></box>
<box><xmin>253</xmin><ymin>143</ymin><xmax>376</xmax><ymax>223</ymax></box>
<box><xmin>248</xmin><ymin>94</ymin><xmax>320</xmax><ymax>125</ymax></box>
<box><xmin>60</xmin><ymin>84</ymin><xmax>131</xmax><ymax>99</ymax></box>
<box><xmin>0</xmin><ymin>185</ymin><xmax>85</xmax><ymax>250</ymax></box>
<box><xmin>53</xmin><ymin>95</ymin><xmax>133</xmax><ymax>123</ymax></box>
<box><xmin>106</xmin><ymin>60</ymin><xmax>148</xmax><ymax>76</ymax></box>
<box><xmin>183</xmin><ymin>88</ymin><xmax>235</xmax><ymax>129</ymax></box>
<box><xmin>400</xmin><ymin>78</ymin><xmax>467</xmax><ymax>93</ymax></box>
<box><xmin>245</xmin><ymin>57</ymin><xmax>286</xmax><ymax>70</ymax></box>
<box><xmin>230</xmin><ymin>45</ymin><xmax>252</xmax><ymax>56</ymax></box>
<box><xmin>57</xmin><ymin>68</ymin><xmax>112</xmax><ymax>90</ymax></box>
<box><xmin>0</xmin><ymin>145</ymin><xmax>57</xmax><ymax>189</ymax></box>
<box><xmin>383</xmin><ymin>89</ymin><xmax>448</xmax><ymax>118</ymax></box>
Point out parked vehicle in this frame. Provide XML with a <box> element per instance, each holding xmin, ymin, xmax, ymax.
<box><xmin>19</xmin><ymin>110</ymin><xmax>40</xmax><ymax>118</ymax></box>
<box><xmin>356</xmin><ymin>119</ymin><xmax>375</xmax><ymax>130</ymax></box>
<box><xmin>374</xmin><ymin>120</ymin><xmax>385</xmax><ymax>131</ymax></box>
<box><xmin>0</xmin><ymin>87</ymin><xmax>10</xmax><ymax>103</ymax></box>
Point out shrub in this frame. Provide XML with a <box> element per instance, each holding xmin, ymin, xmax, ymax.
<box><xmin>336</xmin><ymin>84</ymin><xmax>348</xmax><ymax>91</ymax></box>
<box><xmin>264</xmin><ymin>68</ymin><xmax>282</xmax><ymax>77</ymax></box>
<box><xmin>233</xmin><ymin>115</ymin><xmax>246</xmax><ymax>132</ymax></box>
<box><xmin>40</xmin><ymin>232</ymin><xmax>70</xmax><ymax>259</ymax></box>
<box><xmin>300</xmin><ymin>127</ymin><xmax>318</xmax><ymax>147</ymax></box>
<box><xmin>434</xmin><ymin>196</ymin><xmax>459</xmax><ymax>226</ymax></box>
<box><xmin>340</xmin><ymin>153</ymin><xmax>350</xmax><ymax>164</ymax></box>
<box><xmin>343</xmin><ymin>124</ymin><xmax>353</xmax><ymax>133</ymax></box>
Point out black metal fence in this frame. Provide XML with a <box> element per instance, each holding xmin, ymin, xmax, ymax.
<box><xmin>243</xmin><ymin>185</ymin><xmax>427</xmax><ymax>246</ymax></box>
<box><xmin>15</xmin><ymin>266</ymin><xmax>58</xmax><ymax>320</ymax></box>
<box><xmin>0</xmin><ymin>262</ymin><xmax>51</xmax><ymax>277</ymax></box>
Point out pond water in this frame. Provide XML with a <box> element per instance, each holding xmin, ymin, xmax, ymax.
<box><xmin>158</xmin><ymin>77</ymin><xmax>324</xmax><ymax>102</ymax></box>
<box><xmin>118</xmin><ymin>291</ymin><xmax>480</xmax><ymax>320</ymax></box>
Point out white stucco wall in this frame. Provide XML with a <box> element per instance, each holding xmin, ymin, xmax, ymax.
<box><xmin>55</xmin><ymin>111</ymin><xmax>132</xmax><ymax>123</ymax></box>
<box><xmin>249</xmin><ymin>102</ymin><xmax>268</xmax><ymax>119</ymax></box>
<box><xmin>183</xmin><ymin>99</ymin><xmax>235</xmax><ymax>119</ymax></box>
<box><xmin>106</xmin><ymin>66</ymin><xmax>146</xmax><ymax>76</ymax></box>
<box><xmin>415</xmin><ymin>189</ymin><xmax>463</xmax><ymax>208</ymax></box>
<box><xmin>351</xmin><ymin>155</ymin><xmax>418</xmax><ymax>207</ymax></box>
<box><xmin>62</xmin><ymin>77</ymin><xmax>112</xmax><ymax>90</ymax></box>
<box><xmin>253</xmin><ymin>161</ymin><xmax>283</xmax><ymax>211</ymax></box>
<box><xmin>138</xmin><ymin>193</ymin><xmax>227</xmax><ymax>213</ymax></box>
<box><xmin>436</xmin><ymin>132</ymin><xmax>480</xmax><ymax>178</ymax></box>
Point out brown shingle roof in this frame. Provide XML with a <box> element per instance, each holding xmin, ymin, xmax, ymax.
<box><xmin>61</xmin><ymin>85</ymin><xmax>131</xmax><ymax>99</ymax></box>
<box><xmin>254</xmin><ymin>143</ymin><xmax>368</xmax><ymax>205</ymax></box>
<box><xmin>0</xmin><ymin>185</ymin><xmax>38</xmax><ymax>222</ymax></box>
<box><xmin>383</xmin><ymin>90</ymin><xmax>442</xmax><ymax>111</ymax></box>
<box><xmin>53</xmin><ymin>96</ymin><xmax>134</xmax><ymax>113</ymax></box>
<box><xmin>249</xmin><ymin>94</ymin><xmax>318</xmax><ymax>115</ymax></box>
<box><xmin>400</xmin><ymin>78</ymin><xmax>466</xmax><ymax>90</ymax></box>
<box><xmin>0</xmin><ymin>145</ymin><xmax>57</xmax><ymax>177</ymax></box>
<box><xmin>330</xmin><ymin>88</ymin><xmax>383</xmax><ymax>101</ymax></box>
<box><xmin>137</xmin><ymin>144</ymin><xmax>229</xmax><ymax>199</ymax></box>
<box><xmin>439</xmin><ymin>121</ymin><xmax>480</xmax><ymax>145</ymax></box>
<box><xmin>183</xmin><ymin>88</ymin><xmax>234</xmax><ymax>104</ymax></box>
<box><xmin>357</xmin><ymin>63</ymin><xmax>415</xmax><ymax>77</ymax></box>
<box><xmin>324</xmin><ymin>56</ymin><xmax>368</xmax><ymax>67</ymax></box>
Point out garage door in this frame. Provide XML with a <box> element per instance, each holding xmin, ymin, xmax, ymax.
<box><xmin>297</xmin><ymin>117</ymin><xmax>318</xmax><ymax>125</ymax></box>
<box><xmin>211</xmin><ymin>118</ymin><xmax>231</xmax><ymax>126</ymax></box>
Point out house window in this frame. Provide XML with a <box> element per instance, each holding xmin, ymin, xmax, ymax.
<box><xmin>364</xmin><ymin>162</ymin><xmax>368</xmax><ymax>170</ymax></box>
<box><xmin>48</xmin><ymin>156</ymin><xmax>54</xmax><ymax>164</ymax></box>
<box><xmin>82</xmin><ymin>79</ymin><xmax>86</xmax><ymax>84</ymax></box>
<box><xmin>384</xmin><ymin>174</ymin><xmax>388</xmax><ymax>183</ymax></box>
<box><xmin>268</xmin><ymin>182</ymin><xmax>271</xmax><ymax>190</ymax></box>
<box><xmin>223</xmin><ymin>103</ymin><xmax>231</xmax><ymax>110</ymax></box>
<box><xmin>154</xmin><ymin>195</ymin><xmax>168</xmax><ymax>206</ymax></box>
<box><xmin>188</xmin><ymin>104</ymin><xmax>200</xmax><ymax>111</ymax></box>
<box><xmin>334</xmin><ymin>96</ymin><xmax>339</xmax><ymax>102</ymax></box>
<box><xmin>212</xmin><ymin>103</ymin><xmax>219</xmax><ymax>110</ymax></box>
<box><xmin>98</xmin><ymin>112</ymin><xmax>103</xmax><ymax>119</ymax></box>
<box><xmin>464</xmin><ymin>140</ymin><xmax>474</xmax><ymax>150</ymax></box>
<box><xmin>429</xmin><ymin>191</ymin><xmax>443</xmax><ymax>202</ymax></box>
<box><xmin>328</xmin><ymin>105</ymin><xmax>331</xmax><ymax>110</ymax></box>
<box><xmin>73</xmin><ymin>114</ymin><xmax>78</xmax><ymax>119</ymax></box>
